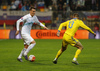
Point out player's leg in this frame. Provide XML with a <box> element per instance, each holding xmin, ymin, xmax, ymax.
<box><xmin>17</xmin><ymin>43</ymin><xmax>28</xmax><ymax>62</ymax></box>
<box><xmin>17</xmin><ymin>44</ymin><xmax>28</xmax><ymax>58</ymax></box>
<box><xmin>18</xmin><ymin>34</ymin><xmax>36</xmax><ymax>60</ymax></box>
<box><xmin>24</xmin><ymin>41</ymin><xmax>36</xmax><ymax>60</ymax></box>
<box><xmin>72</xmin><ymin>41</ymin><xmax>83</xmax><ymax>65</ymax></box>
<box><xmin>53</xmin><ymin>40</ymin><xmax>68</xmax><ymax>64</ymax></box>
<box><xmin>24</xmin><ymin>40</ymin><xmax>36</xmax><ymax>57</ymax></box>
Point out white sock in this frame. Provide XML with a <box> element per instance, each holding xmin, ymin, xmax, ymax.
<box><xmin>24</xmin><ymin>43</ymin><xmax>36</xmax><ymax>56</ymax></box>
<box><xmin>54</xmin><ymin>58</ymin><xmax>57</xmax><ymax>61</ymax></box>
<box><xmin>18</xmin><ymin>48</ymin><xmax>26</xmax><ymax>59</ymax></box>
<box><xmin>73</xmin><ymin>58</ymin><xmax>77</xmax><ymax>61</ymax></box>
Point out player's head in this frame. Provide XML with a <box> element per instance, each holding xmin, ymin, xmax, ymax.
<box><xmin>29</xmin><ymin>7</ymin><xmax>36</xmax><ymax>16</ymax></box>
<box><xmin>73</xmin><ymin>13</ymin><xmax>79</xmax><ymax>19</ymax></box>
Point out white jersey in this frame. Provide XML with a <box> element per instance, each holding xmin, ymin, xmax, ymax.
<box><xmin>16</xmin><ymin>13</ymin><xmax>45</xmax><ymax>35</ymax></box>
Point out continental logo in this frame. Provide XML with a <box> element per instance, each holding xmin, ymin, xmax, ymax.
<box><xmin>36</xmin><ymin>31</ymin><xmax>64</xmax><ymax>38</ymax></box>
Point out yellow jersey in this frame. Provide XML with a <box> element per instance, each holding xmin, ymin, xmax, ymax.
<box><xmin>58</xmin><ymin>18</ymin><xmax>94</xmax><ymax>36</ymax></box>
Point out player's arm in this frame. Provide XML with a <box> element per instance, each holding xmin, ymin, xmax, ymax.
<box><xmin>80</xmin><ymin>20</ymin><xmax>96</xmax><ymax>36</ymax></box>
<box><xmin>35</xmin><ymin>16</ymin><xmax>49</xmax><ymax>30</ymax></box>
<box><xmin>36</xmin><ymin>22</ymin><xmax>49</xmax><ymax>30</ymax></box>
<box><xmin>15</xmin><ymin>16</ymin><xmax>27</xmax><ymax>35</ymax></box>
<box><xmin>15</xmin><ymin>19</ymin><xmax>22</xmax><ymax>35</ymax></box>
<box><xmin>40</xmin><ymin>22</ymin><xmax>49</xmax><ymax>30</ymax></box>
<box><xmin>57</xmin><ymin>21</ymin><xmax>67</xmax><ymax>37</ymax></box>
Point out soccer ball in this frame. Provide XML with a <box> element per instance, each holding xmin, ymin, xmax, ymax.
<box><xmin>28</xmin><ymin>55</ymin><xmax>35</xmax><ymax>62</ymax></box>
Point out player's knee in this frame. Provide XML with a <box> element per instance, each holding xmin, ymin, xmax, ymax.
<box><xmin>31</xmin><ymin>41</ymin><xmax>36</xmax><ymax>44</ymax></box>
<box><xmin>62</xmin><ymin>49</ymin><xmax>66</xmax><ymax>52</ymax></box>
<box><xmin>61</xmin><ymin>47</ymin><xmax>66</xmax><ymax>52</ymax></box>
<box><xmin>77</xmin><ymin>42</ymin><xmax>83</xmax><ymax>50</ymax></box>
<box><xmin>79</xmin><ymin>46</ymin><xmax>83</xmax><ymax>50</ymax></box>
<box><xmin>34</xmin><ymin>42</ymin><xmax>36</xmax><ymax>45</ymax></box>
<box><xmin>24</xmin><ymin>44</ymin><xmax>29</xmax><ymax>49</ymax></box>
<box><xmin>32</xmin><ymin>42</ymin><xmax>36</xmax><ymax>45</ymax></box>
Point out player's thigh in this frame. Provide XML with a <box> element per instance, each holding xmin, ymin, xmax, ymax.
<box><xmin>62</xmin><ymin>34</ymin><xmax>69</xmax><ymax>50</ymax></box>
<box><xmin>63</xmin><ymin>34</ymin><xmax>78</xmax><ymax>47</ymax></box>
<box><xmin>69</xmin><ymin>37</ymin><xmax>79</xmax><ymax>46</ymax></box>
<box><xmin>21</xmin><ymin>34</ymin><xmax>34</xmax><ymax>45</ymax></box>
<box><xmin>62</xmin><ymin>40</ymin><xmax>68</xmax><ymax>48</ymax></box>
<box><xmin>62</xmin><ymin>40</ymin><xmax>68</xmax><ymax>51</ymax></box>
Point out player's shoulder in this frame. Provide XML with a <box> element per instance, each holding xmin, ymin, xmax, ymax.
<box><xmin>22</xmin><ymin>14</ymin><xmax>29</xmax><ymax>19</ymax></box>
<box><xmin>74</xmin><ymin>19</ymin><xmax>82</xmax><ymax>22</ymax></box>
<box><xmin>24</xmin><ymin>14</ymin><xmax>31</xmax><ymax>17</ymax></box>
<box><xmin>33</xmin><ymin>15</ymin><xmax>37</xmax><ymax>18</ymax></box>
<box><xmin>78</xmin><ymin>19</ymin><xmax>83</xmax><ymax>23</ymax></box>
<box><xmin>33</xmin><ymin>15</ymin><xmax>38</xmax><ymax>20</ymax></box>
<box><xmin>65</xmin><ymin>20</ymin><xmax>70</xmax><ymax>22</ymax></box>
<box><xmin>63</xmin><ymin>20</ymin><xmax>69</xmax><ymax>23</ymax></box>
<box><xmin>20</xmin><ymin>14</ymin><xmax>31</xmax><ymax>20</ymax></box>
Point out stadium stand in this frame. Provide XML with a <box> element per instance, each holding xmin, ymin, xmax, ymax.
<box><xmin>0</xmin><ymin>0</ymin><xmax>100</xmax><ymax>30</ymax></box>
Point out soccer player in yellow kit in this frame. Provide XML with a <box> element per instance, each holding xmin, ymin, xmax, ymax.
<box><xmin>53</xmin><ymin>13</ymin><xmax>96</xmax><ymax>65</ymax></box>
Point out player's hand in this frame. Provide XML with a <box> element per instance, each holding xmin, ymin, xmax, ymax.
<box><xmin>44</xmin><ymin>26</ymin><xmax>49</xmax><ymax>30</ymax></box>
<box><xmin>94</xmin><ymin>33</ymin><xmax>96</xmax><ymax>37</ymax></box>
<box><xmin>57</xmin><ymin>31</ymin><xmax>60</xmax><ymax>37</ymax></box>
<box><xmin>15</xmin><ymin>31</ymin><xmax>19</xmax><ymax>36</ymax></box>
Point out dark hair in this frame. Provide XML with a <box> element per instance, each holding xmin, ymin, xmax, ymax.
<box><xmin>29</xmin><ymin>7</ymin><xmax>36</xmax><ymax>11</ymax></box>
<box><xmin>73</xmin><ymin>13</ymin><xmax>79</xmax><ymax>17</ymax></box>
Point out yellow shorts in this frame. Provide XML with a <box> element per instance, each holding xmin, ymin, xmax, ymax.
<box><xmin>62</xmin><ymin>34</ymin><xmax>79</xmax><ymax>47</ymax></box>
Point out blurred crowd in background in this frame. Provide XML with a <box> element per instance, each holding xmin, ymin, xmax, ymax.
<box><xmin>0</xmin><ymin>0</ymin><xmax>100</xmax><ymax>11</ymax></box>
<box><xmin>0</xmin><ymin>0</ymin><xmax>100</xmax><ymax>31</ymax></box>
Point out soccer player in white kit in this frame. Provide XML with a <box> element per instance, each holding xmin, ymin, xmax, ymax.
<box><xmin>15</xmin><ymin>7</ymin><xmax>48</xmax><ymax>62</ymax></box>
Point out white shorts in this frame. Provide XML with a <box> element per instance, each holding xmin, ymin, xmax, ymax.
<box><xmin>21</xmin><ymin>34</ymin><xmax>34</xmax><ymax>45</ymax></box>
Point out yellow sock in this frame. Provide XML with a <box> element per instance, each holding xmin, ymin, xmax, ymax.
<box><xmin>74</xmin><ymin>49</ymin><xmax>81</xmax><ymax>59</ymax></box>
<box><xmin>55</xmin><ymin>49</ymin><xmax>62</xmax><ymax>59</ymax></box>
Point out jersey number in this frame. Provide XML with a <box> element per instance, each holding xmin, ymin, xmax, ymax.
<box><xmin>68</xmin><ymin>21</ymin><xmax>74</xmax><ymax>28</ymax></box>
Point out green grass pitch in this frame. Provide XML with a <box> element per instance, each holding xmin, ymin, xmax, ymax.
<box><xmin>0</xmin><ymin>39</ymin><xmax>100</xmax><ymax>71</ymax></box>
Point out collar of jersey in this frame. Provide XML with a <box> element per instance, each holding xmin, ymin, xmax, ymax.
<box><xmin>73</xmin><ymin>18</ymin><xmax>77</xmax><ymax>19</ymax></box>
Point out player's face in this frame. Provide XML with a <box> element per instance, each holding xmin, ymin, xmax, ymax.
<box><xmin>30</xmin><ymin>9</ymin><xmax>36</xmax><ymax>16</ymax></box>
